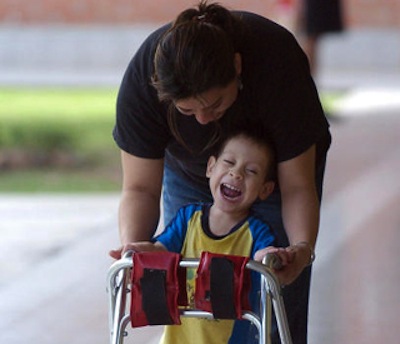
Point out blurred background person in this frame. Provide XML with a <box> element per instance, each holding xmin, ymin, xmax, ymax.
<box><xmin>295</xmin><ymin>0</ymin><xmax>345</xmax><ymax>75</ymax></box>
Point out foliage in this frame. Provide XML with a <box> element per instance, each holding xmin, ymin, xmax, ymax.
<box><xmin>0</xmin><ymin>88</ymin><xmax>120</xmax><ymax>192</ymax></box>
<box><xmin>0</xmin><ymin>87</ymin><xmax>117</xmax><ymax>152</ymax></box>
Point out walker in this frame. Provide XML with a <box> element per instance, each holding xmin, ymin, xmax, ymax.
<box><xmin>107</xmin><ymin>251</ymin><xmax>293</xmax><ymax>344</ymax></box>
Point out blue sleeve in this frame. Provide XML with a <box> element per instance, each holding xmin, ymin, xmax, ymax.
<box><xmin>248</xmin><ymin>217</ymin><xmax>276</xmax><ymax>258</ymax></box>
<box><xmin>154</xmin><ymin>205</ymin><xmax>195</xmax><ymax>253</ymax></box>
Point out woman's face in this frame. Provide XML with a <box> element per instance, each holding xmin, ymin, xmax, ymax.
<box><xmin>173</xmin><ymin>53</ymin><xmax>242</xmax><ymax>125</ymax></box>
<box><xmin>174</xmin><ymin>78</ymin><xmax>239</xmax><ymax>125</ymax></box>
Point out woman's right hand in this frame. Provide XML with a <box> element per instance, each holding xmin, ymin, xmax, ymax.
<box><xmin>109</xmin><ymin>241</ymin><xmax>166</xmax><ymax>260</ymax></box>
<box><xmin>108</xmin><ymin>245</ymin><xmax>128</xmax><ymax>260</ymax></box>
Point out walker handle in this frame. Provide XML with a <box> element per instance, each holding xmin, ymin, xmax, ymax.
<box><xmin>263</xmin><ymin>253</ymin><xmax>282</xmax><ymax>270</ymax></box>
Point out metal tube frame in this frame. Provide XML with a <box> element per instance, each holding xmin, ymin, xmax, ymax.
<box><xmin>107</xmin><ymin>253</ymin><xmax>293</xmax><ymax>344</ymax></box>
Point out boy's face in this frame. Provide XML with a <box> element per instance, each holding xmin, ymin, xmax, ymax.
<box><xmin>206</xmin><ymin>136</ymin><xmax>274</xmax><ymax>215</ymax></box>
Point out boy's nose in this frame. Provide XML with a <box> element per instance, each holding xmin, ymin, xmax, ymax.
<box><xmin>229</xmin><ymin>167</ymin><xmax>243</xmax><ymax>179</ymax></box>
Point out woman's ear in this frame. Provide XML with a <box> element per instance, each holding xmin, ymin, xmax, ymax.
<box><xmin>206</xmin><ymin>156</ymin><xmax>216</xmax><ymax>178</ymax></box>
<box><xmin>258</xmin><ymin>181</ymin><xmax>275</xmax><ymax>201</ymax></box>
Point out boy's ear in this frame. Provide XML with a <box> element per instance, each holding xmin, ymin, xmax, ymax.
<box><xmin>258</xmin><ymin>181</ymin><xmax>275</xmax><ymax>201</ymax></box>
<box><xmin>206</xmin><ymin>156</ymin><xmax>216</xmax><ymax>178</ymax></box>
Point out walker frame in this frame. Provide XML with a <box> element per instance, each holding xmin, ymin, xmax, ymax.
<box><xmin>107</xmin><ymin>252</ymin><xmax>293</xmax><ymax>344</ymax></box>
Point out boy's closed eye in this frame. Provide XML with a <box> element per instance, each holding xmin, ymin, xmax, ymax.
<box><xmin>223</xmin><ymin>159</ymin><xmax>234</xmax><ymax>165</ymax></box>
<box><xmin>245</xmin><ymin>168</ymin><xmax>257</xmax><ymax>175</ymax></box>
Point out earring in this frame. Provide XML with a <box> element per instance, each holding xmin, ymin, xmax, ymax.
<box><xmin>237</xmin><ymin>75</ymin><xmax>243</xmax><ymax>91</ymax></box>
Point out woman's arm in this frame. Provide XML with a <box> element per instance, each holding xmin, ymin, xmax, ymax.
<box><xmin>118</xmin><ymin>150</ymin><xmax>164</xmax><ymax>244</ymax></box>
<box><xmin>275</xmin><ymin>144</ymin><xmax>319</xmax><ymax>284</ymax></box>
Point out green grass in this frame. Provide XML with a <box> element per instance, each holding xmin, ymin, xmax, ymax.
<box><xmin>0</xmin><ymin>87</ymin><xmax>121</xmax><ymax>193</ymax></box>
<box><xmin>0</xmin><ymin>87</ymin><xmax>118</xmax><ymax>151</ymax></box>
<box><xmin>320</xmin><ymin>91</ymin><xmax>344</xmax><ymax>115</ymax></box>
<box><xmin>0</xmin><ymin>168</ymin><xmax>121</xmax><ymax>193</ymax></box>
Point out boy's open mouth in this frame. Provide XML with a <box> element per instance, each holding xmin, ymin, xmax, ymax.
<box><xmin>220</xmin><ymin>183</ymin><xmax>242</xmax><ymax>199</ymax></box>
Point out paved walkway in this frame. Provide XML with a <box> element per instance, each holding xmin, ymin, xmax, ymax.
<box><xmin>0</xmin><ymin>195</ymin><xmax>121</xmax><ymax>344</ymax></box>
<box><xmin>1</xmin><ymin>25</ymin><xmax>400</xmax><ymax>344</ymax></box>
<box><xmin>310</xmin><ymin>111</ymin><xmax>400</xmax><ymax>343</ymax></box>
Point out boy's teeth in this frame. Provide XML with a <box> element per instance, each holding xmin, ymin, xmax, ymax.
<box><xmin>224</xmin><ymin>184</ymin><xmax>240</xmax><ymax>191</ymax></box>
<box><xmin>221</xmin><ymin>183</ymin><xmax>241</xmax><ymax>198</ymax></box>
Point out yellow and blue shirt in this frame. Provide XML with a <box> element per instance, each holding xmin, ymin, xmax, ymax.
<box><xmin>155</xmin><ymin>203</ymin><xmax>275</xmax><ymax>344</ymax></box>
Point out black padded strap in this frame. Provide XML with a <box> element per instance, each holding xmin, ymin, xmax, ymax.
<box><xmin>140</xmin><ymin>269</ymin><xmax>174</xmax><ymax>325</ymax></box>
<box><xmin>210</xmin><ymin>257</ymin><xmax>236</xmax><ymax>319</ymax></box>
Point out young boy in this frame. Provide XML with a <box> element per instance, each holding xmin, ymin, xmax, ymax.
<box><xmin>110</xmin><ymin>127</ymin><xmax>293</xmax><ymax>343</ymax></box>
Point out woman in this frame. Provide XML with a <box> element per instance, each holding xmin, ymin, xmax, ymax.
<box><xmin>111</xmin><ymin>1</ymin><xmax>331</xmax><ymax>343</ymax></box>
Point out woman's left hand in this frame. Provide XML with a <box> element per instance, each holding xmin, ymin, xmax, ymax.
<box><xmin>254</xmin><ymin>244</ymin><xmax>312</xmax><ymax>286</ymax></box>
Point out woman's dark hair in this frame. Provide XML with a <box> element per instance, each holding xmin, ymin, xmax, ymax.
<box><xmin>151</xmin><ymin>1</ymin><xmax>244</xmax><ymax>151</ymax></box>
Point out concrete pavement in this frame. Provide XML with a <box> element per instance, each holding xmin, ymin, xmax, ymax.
<box><xmin>310</xmin><ymin>110</ymin><xmax>400</xmax><ymax>343</ymax></box>
<box><xmin>0</xmin><ymin>194</ymin><xmax>120</xmax><ymax>287</ymax></box>
<box><xmin>0</xmin><ymin>195</ymin><xmax>121</xmax><ymax>343</ymax></box>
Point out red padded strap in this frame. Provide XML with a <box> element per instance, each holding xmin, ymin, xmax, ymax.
<box><xmin>194</xmin><ymin>252</ymin><xmax>251</xmax><ymax>319</ymax></box>
<box><xmin>130</xmin><ymin>251</ymin><xmax>187</xmax><ymax>327</ymax></box>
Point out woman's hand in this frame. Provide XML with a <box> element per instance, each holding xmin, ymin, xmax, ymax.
<box><xmin>254</xmin><ymin>243</ymin><xmax>313</xmax><ymax>286</ymax></box>
<box><xmin>109</xmin><ymin>241</ymin><xmax>166</xmax><ymax>260</ymax></box>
